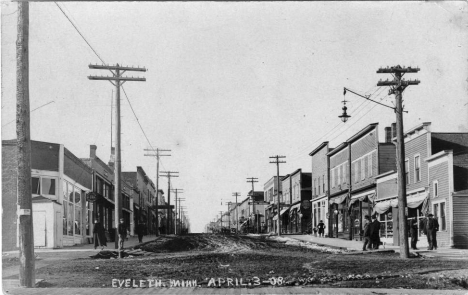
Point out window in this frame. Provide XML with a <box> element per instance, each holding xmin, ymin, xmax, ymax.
<box><xmin>368</xmin><ymin>154</ymin><xmax>373</xmax><ymax>177</ymax></box>
<box><xmin>314</xmin><ymin>179</ymin><xmax>317</xmax><ymax>195</ymax></box>
<box><xmin>343</xmin><ymin>163</ymin><xmax>347</xmax><ymax>184</ymax></box>
<box><xmin>361</xmin><ymin>158</ymin><xmax>365</xmax><ymax>181</ymax></box>
<box><xmin>96</xmin><ymin>177</ymin><xmax>103</xmax><ymax>195</ymax></box>
<box><xmin>405</xmin><ymin>159</ymin><xmax>410</xmax><ymax>184</ymax></box>
<box><xmin>32</xmin><ymin>177</ymin><xmax>41</xmax><ymax>195</ymax></box>
<box><xmin>433</xmin><ymin>181</ymin><xmax>439</xmax><ymax>198</ymax></box>
<box><xmin>440</xmin><ymin>202</ymin><xmax>446</xmax><ymax>231</ymax></box>
<box><xmin>322</xmin><ymin>175</ymin><xmax>325</xmax><ymax>192</ymax></box>
<box><xmin>334</xmin><ymin>168</ymin><xmax>338</xmax><ymax>187</ymax></box>
<box><xmin>414</xmin><ymin>155</ymin><xmax>421</xmax><ymax>182</ymax></box>
<box><xmin>354</xmin><ymin>162</ymin><xmax>359</xmax><ymax>183</ymax></box>
<box><xmin>318</xmin><ymin>177</ymin><xmax>321</xmax><ymax>194</ymax></box>
<box><xmin>331</xmin><ymin>168</ymin><xmax>335</xmax><ymax>188</ymax></box>
<box><xmin>339</xmin><ymin>165</ymin><xmax>343</xmax><ymax>185</ymax></box>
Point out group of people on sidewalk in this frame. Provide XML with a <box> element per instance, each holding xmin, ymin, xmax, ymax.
<box><xmin>409</xmin><ymin>213</ymin><xmax>439</xmax><ymax>250</ymax></box>
<box><xmin>92</xmin><ymin>218</ymin><xmax>148</xmax><ymax>250</ymax></box>
<box><xmin>361</xmin><ymin>213</ymin><xmax>440</xmax><ymax>251</ymax></box>
<box><xmin>362</xmin><ymin>215</ymin><xmax>381</xmax><ymax>251</ymax></box>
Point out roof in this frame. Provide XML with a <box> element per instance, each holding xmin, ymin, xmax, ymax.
<box><xmin>309</xmin><ymin>141</ymin><xmax>329</xmax><ymax>157</ymax></box>
<box><xmin>404</xmin><ymin>122</ymin><xmax>431</xmax><ymax>138</ymax></box>
<box><xmin>347</xmin><ymin>123</ymin><xmax>378</xmax><ymax>143</ymax></box>
<box><xmin>326</xmin><ymin>142</ymin><xmax>348</xmax><ymax>157</ymax></box>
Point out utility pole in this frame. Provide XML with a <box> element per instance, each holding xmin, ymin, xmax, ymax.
<box><xmin>144</xmin><ymin>148</ymin><xmax>171</xmax><ymax>236</ymax></box>
<box><xmin>377</xmin><ymin>65</ymin><xmax>420</xmax><ymax>259</ymax></box>
<box><xmin>171</xmin><ymin>189</ymin><xmax>184</xmax><ymax>234</ymax></box>
<box><xmin>88</xmin><ymin>63</ymin><xmax>146</xmax><ymax>252</ymax></box>
<box><xmin>270</xmin><ymin>155</ymin><xmax>286</xmax><ymax>236</ymax></box>
<box><xmin>246</xmin><ymin>177</ymin><xmax>258</xmax><ymax>233</ymax></box>
<box><xmin>233</xmin><ymin>192</ymin><xmax>240</xmax><ymax>234</ymax></box>
<box><xmin>16</xmin><ymin>1</ymin><xmax>35</xmax><ymax>287</ymax></box>
<box><xmin>160</xmin><ymin>171</ymin><xmax>179</xmax><ymax>234</ymax></box>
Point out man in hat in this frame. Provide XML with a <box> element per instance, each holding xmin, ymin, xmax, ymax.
<box><xmin>118</xmin><ymin>218</ymin><xmax>127</xmax><ymax>251</ymax></box>
<box><xmin>369</xmin><ymin>214</ymin><xmax>381</xmax><ymax>249</ymax></box>
<box><xmin>426</xmin><ymin>213</ymin><xmax>439</xmax><ymax>250</ymax></box>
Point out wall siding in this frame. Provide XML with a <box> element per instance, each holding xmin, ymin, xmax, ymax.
<box><xmin>405</xmin><ymin>133</ymin><xmax>429</xmax><ymax>192</ymax></box>
<box><xmin>312</xmin><ymin>146</ymin><xmax>328</xmax><ymax>200</ymax></box>
<box><xmin>351</xmin><ymin>151</ymin><xmax>377</xmax><ymax>191</ymax></box>
<box><xmin>376</xmin><ymin>177</ymin><xmax>397</xmax><ymax>201</ymax></box>
<box><xmin>329</xmin><ymin>148</ymin><xmax>349</xmax><ymax>196</ymax></box>
<box><xmin>351</xmin><ymin>130</ymin><xmax>378</xmax><ymax>160</ymax></box>
<box><xmin>453</xmin><ymin>196</ymin><xmax>468</xmax><ymax>248</ymax></box>
<box><xmin>378</xmin><ymin>144</ymin><xmax>397</xmax><ymax>174</ymax></box>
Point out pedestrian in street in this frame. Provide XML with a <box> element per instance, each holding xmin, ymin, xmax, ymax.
<box><xmin>136</xmin><ymin>222</ymin><xmax>145</xmax><ymax>243</ymax></box>
<box><xmin>362</xmin><ymin>215</ymin><xmax>371</xmax><ymax>251</ymax></box>
<box><xmin>408</xmin><ymin>217</ymin><xmax>419</xmax><ymax>250</ymax></box>
<box><xmin>369</xmin><ymin>214</ymin><xmax>381</xmax><ymax>249</ymax></box>
<box><xmin>93</xmin><ymin>219</ymin><xmax>107</xmax><ymax>250</ymax></box>
<box><xmin>118</xmin><ymin>218</ymin><xmax>127</xmax><ymax>251</ymax></box>
<box><xmin>426</xmin><ymin>213</ymin><xmax>439</xmax><ymax>250</ymax></box>
<box><xmin>317</xmin><ymin>220</ymin><xmax>326</xmax><ymax>237</ymax></box>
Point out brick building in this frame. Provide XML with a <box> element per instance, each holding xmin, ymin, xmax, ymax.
<box><xmin>2</xmin><ymin>140</ymin><xmax>92</xmax><ymax>251</ymax></box>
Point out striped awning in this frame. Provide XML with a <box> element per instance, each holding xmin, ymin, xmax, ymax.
<box><xmin>329</xmin><ymin>194</ymin><xmax>347</xmax><ymax>205</ymax></box>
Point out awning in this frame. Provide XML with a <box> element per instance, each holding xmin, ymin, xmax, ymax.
<box><xmin>133</xmin><ymin>204</ymin><xmax>140</xmax><ymax>210</ymax></box>
<box><xmin>279</xmin><ymin>208</ymin><xmax>289</xmax><ymax>217</ymax></box>
<box><xmin>349</xmin><ymin>191</ymin><xmax>376</xmax><ymax>207</ymax></box>
<box><xmin>329</xmin><ymin>194</ymin><xmax>347</xmax><ymax>205</ymax></box>
<box><xmin>272</xmin><ymin>214</ymin><xmax>278</xmax><ymax>221</ymax></box>
<box><xmin>373</xmin><ymin>193</ymin><xmax>429</xmax><ymax>214</ymax></box>
<box><xmin>290</xmin><ymin>203</ymin><xmax>301</xmax><ymax>212</ymax></box>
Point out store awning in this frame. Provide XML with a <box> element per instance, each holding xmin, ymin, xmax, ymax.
<box><xmin>133</xmin><ymin>204</ymin><xmax>140</xmax><ymax>210</ymax></box>
<box><xmin>329</xmin><ymin>194</ymin><xmax>347</xmax><ymax>205</ymax></box>
<box><xmin>279</xmin><ymin>208</ymin><xmax>289</xmax><ymax>217</ymax></box>
<box><xmin>290</xmin><ymin>203</ymin><xmax>301</xmax><ymax>212</ymax></box>
<box><xmin>373</xmin><ymin>193</ymin><xmax>429</xmax><ymax>214</ymax></box>
<box><xmin>272</xmin><ymin>214</ymin><xmax>278</xmax><ymax>221</ymax></box>
<box><xmin>349</xmin><ymin>191</ymin><xmax>376</xmax><ymax>208</ymax></box>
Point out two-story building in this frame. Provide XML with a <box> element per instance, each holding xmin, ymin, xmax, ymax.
<box><xmin>375</xmin><ymin>123</ymin><xmax>468</xmax><ymax>248</ymax></box>
<box><xmin>310</xmin><ymin>142</ymin><xmax>332</xmax><ymax>236</ymax></box>
<box><xmin>263</xmin><ymin>176</ymin><xmax>284</xmax><ymax>233</ymax></box>
<box><xmin>2</xmin><ymin>140</ymin><xmax>93</xmax><ymax>250</ymax></box>
<box><xmin>283</xmin><ymin>169</ymin><xmax>312</xmax><ymax>234</ymax></box>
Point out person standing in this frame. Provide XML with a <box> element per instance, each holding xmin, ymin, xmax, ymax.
<box><xmin>362</xmin><ymin>215</ymin><xmax>371</xmax><ymax>251</ymax></box>
<box><xmin>369</xmin><ymin>215</ymin><xmax>381</xmax><ymax>250</ymax></box>
<box><xmin>118</xmin><ymin>218</ymin><xmax>127</xmax><ymax>250</ymax></box>
<box><xmin>93</xmin><ymin>219</ymin><xmax>107</xmax><ymax>250</ymax></box>
<box><xmin>408</xmin><ymin>217</ymin><xmax>419</xmax><ymax>250</ymax></box>
<box><xmin>426</xmin><ymin>213</ymin><xmax>439</xmax><ymax>250</ymax></box>
<box><xmin>136</xmin><ymin>222</ymin><xmax>144</xmax><ymax>243</ymax></box>
<box><xmin>317</xmin><ymin>220</ymin><xmax>326</xmax><ymax>237</ymax></box>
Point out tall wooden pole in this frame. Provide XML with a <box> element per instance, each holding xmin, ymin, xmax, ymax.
<box><xmin>114</xmin><ymin>67</ymin><xmax>121</xmax><ymax>251</ymax></box>
<box><xmin>377</xmin><ymin>65</ymin><xmax>419</xmax><ymax>259</ymax></box>
<box><xmin>16</xmin><ymin>1</ymin><xmax>35</xmax><ymax>287</ymax></box>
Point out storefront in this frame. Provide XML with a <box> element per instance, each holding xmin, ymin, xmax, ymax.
<box><xmin>348</xmin><ymin>190</ymin><xmax>375</xmax><ymax>241</ymax></box>
<box><xmin>329</xmin><ymin>193</ymin><xmax>349</xmax><ymax>239</ymax></box>
<box><xmin>312</xmin><ymin>197</ymin><xmax>328</xmax><ymax>235</ymax></box>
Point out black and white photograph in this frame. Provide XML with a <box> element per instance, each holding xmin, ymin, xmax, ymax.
<box><xmin>1</xmin><ymin>1</ymin><xmax>468</xmax><ymax>294</ymax></box>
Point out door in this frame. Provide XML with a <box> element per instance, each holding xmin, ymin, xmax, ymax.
<box><xmin>55</xmin><ymin>211</ymin><xmax>62</xmax><ymax>248</ymax></box>
<box><xmin>34</xmin><ymin>211</ymin><xmax>46</xmax><ymax>247</ymax></box>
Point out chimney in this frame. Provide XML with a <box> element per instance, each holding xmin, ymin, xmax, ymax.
<box><xmin>108</xmin><ymin>147</ymin><xmax>115</xmax><ymax>170</ymax></box>
<box><xmin>90</xmin><ymin>145</ymin><xmax>97</xmax><ymax>158</ymax></box>
<box><xmin>391</xmin><ymin>122</ymin><xmax>397</xmax><ymax>140</ymax></box>
<box><xmin>385</xmin><ymin>127</ymin><xmax>391</xmax><ymax>143</ymax></box>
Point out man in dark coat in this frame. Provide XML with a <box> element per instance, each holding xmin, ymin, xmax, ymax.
<box><xmin>362</xmin><ymin>215</ymin><xmax>371</xmax><ymax>251</ymax></box>
<box><xmin>136</xmin><ymin>222</ymin><xmax>145</xmax><ymax>243</ymax></box>
<box><xmin>317</xmin><ymin>220</ymin><xmax>326</xmax><ymax>237</ymax></box>
<box><xmin>369</xmin><ymin>215</ymin><xmax>381</xmax><ymax>250</ymax></box>
<box><xmin>93</xmin><ymin>219</ymin><xmax>107</xmax><ymax>250</ymax></box>
<box><xmin>408</xmin><ymin>217</ymin><xmax>419</xmax><ymax>250</ymax></box>
<box><xmin>118</xmin><ymin>218</ymin><xmax>127</xmax><ymax>250</ymax></box>
<box><xmin>426</xmin><ymin>213</ymin><xmax>439</xmax><ymax>250</ymax></box>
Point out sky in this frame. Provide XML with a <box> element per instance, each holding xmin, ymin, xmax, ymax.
<box><xmin>1</xmin><ymin>1</ymin><xmax>467</xmax><ymax>233</ymax></box>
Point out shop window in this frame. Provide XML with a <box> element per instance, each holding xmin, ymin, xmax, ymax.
<box><xmin>379</xmin><ymin>211</ymin><xmax>393</xmax><ymax>238</ymax></box>
<box><xmin>96</xmin><ymin>177</ymin><xmax>103</xmax><ymax>195</ymax></box>
<box><xmin>354</xmin><ymin>162</ymin><xmax>359</xmax><ymax>183</ymax></box>
<box><xmin>32</xmin><ymin>177</ymin><xmax>41</xmax><ymax>195</ymax></box>
<box><xmin>414</xmin><ymin>155</ymin><xmax>421</xmax><ymax>182</ymax></box>
<box><xmin>74</xmin><ymin>187</ymin><xmax>81</xmax><ymax>235</ymax></box>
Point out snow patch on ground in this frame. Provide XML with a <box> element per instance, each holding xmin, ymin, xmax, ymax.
<box><xmin>268</xmin><ymin>236</ymin><xmax>348</xmax><ymax>254</ymax></box>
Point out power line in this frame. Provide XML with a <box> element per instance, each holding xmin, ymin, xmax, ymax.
<box><xmin>54</xmin><ymin>3</ymin><xmax>106</xmax><ymax>65</ymax></box>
